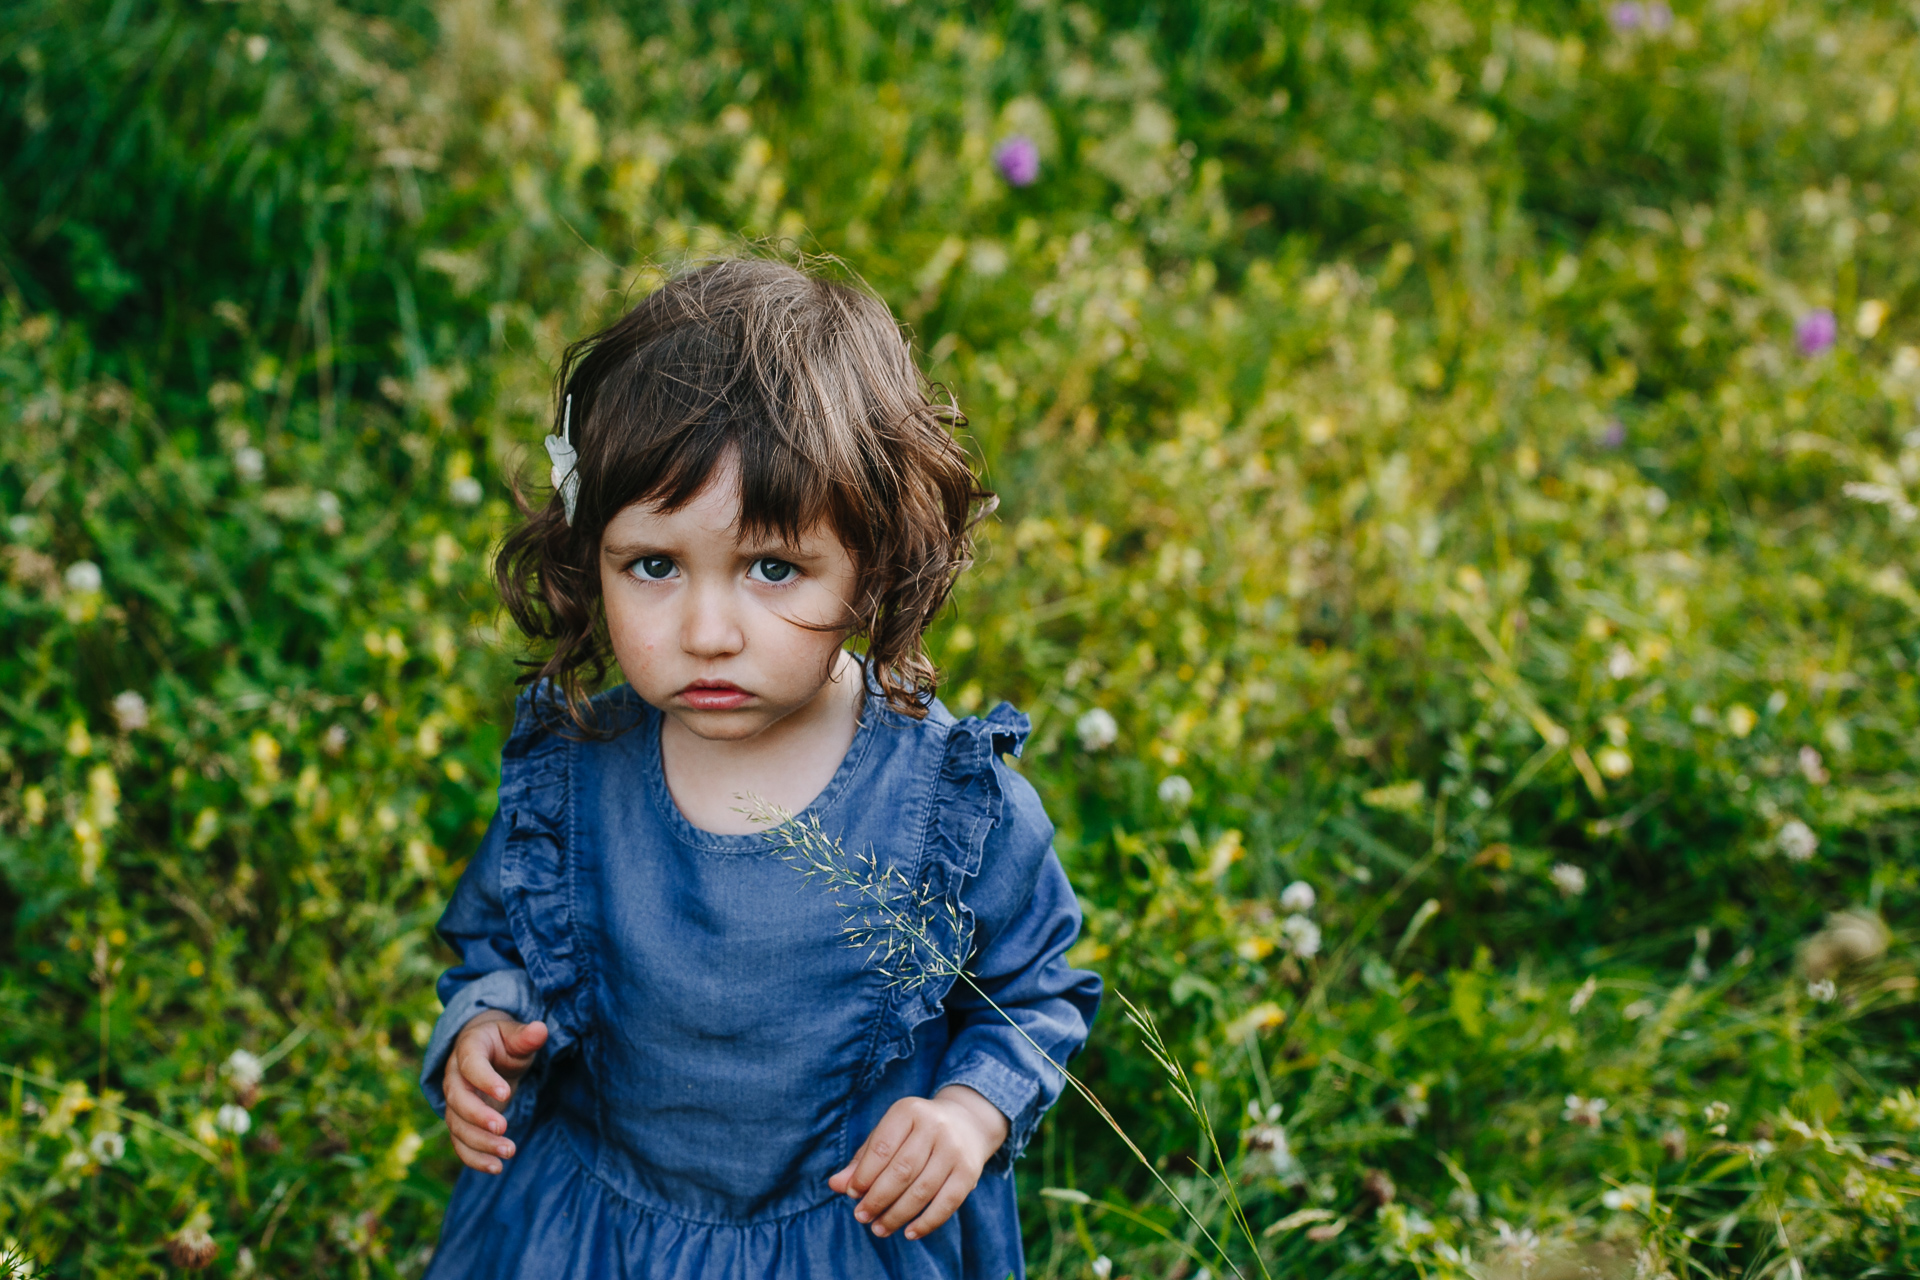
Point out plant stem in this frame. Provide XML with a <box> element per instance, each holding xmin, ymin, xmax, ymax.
<box><xmin>754</xmin><ymin>803</ymin><xmax>1263</xmax><ymax>1278</ymax></box>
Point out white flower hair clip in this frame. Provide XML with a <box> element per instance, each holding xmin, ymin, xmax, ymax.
<box><xmin>544</xmin><ymin>393</ymin><xmax>580</xmax><ymax>525</ymax></box>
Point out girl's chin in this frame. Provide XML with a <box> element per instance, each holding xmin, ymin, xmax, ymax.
<box><xmin>661</xmin><ymin>705</ymin><xmax>783</xmax><ymax>741</ymax></box>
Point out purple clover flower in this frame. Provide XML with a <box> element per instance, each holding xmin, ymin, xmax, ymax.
<box><xmin>1796</xmin><ymin>309</ymin><xmax>1838</xmax><ymax>357</ymax></box>
<box><xmin>1609</xmin><ymin>2</ymin><xmax>1645</xmax><ymax>31</ymax></box>
<box><xmin>993</xmin><ymin>135</ymin><xmax>1040</xmax><ymax>188</ymax></box>
<box><xmin>1601</xmin><ymin>418</ymin><xmax>1626</xmax><ymax>448</ymax></box>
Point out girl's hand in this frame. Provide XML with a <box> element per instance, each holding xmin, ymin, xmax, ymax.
<box><xmin>441</xmin><ymin>1010</ymin><xmax>548</xmax><ymax>1175</ymax></box>
<box><xmin>828</xmin><ymin>1085</ymin><xmax>1010</xmax><ymax>1241</ymax></box>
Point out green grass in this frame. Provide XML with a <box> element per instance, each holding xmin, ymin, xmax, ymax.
<box><xmin>2</xmin><ymin>0</ymin><xmax>1918</xmax><ymax>1275</ymax></box>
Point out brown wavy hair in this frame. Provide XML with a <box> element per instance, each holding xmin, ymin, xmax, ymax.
<box><xmin>494</xmin><ymin>255</ymin><xmax>995</xmax><ymax>730</ymax></box>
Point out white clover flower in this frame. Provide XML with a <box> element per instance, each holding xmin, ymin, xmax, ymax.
<box><xmin>64</xmin><ymin>561</ymin><xmax>103</xmax><ymax>594</ymax></box>
<box><xmin>166</xmin><ymin>1213</ymin><xmax>219</xmax><ymax>1269</ymax></box>
<box><xmin>1280</xmin><ymin>880</ymin><xmax>1316</xmax><ymax>913</ymax></box>
<box><xmin>1777</xmin><ymin>820</ymin><xmax>1818</xmax><ymax>862</ymax></box>
<box><xmin>215</xmin><ymin>1103</ymin><xmax>251</xmax><ymax>1136</ymax></box>
<box><xmin>1492</xmin><ymin>1220</ymin><xmax>1540</xmax><ymax>1267</ymax></box>
<box><xmin>89</xmin><ymin>1130</ymin><xmax>125</xmax><ymax>1165</ymax></box>
<box><xmin>1281</xmin><ymin>913</ymin><xmax>1321</xmax><ymax>959</ymax></box>
<box><xmin>1807</xmin><ymin>978</ymin><xmax>1837</xmax><ymax>1003</ymax></box>
<box><xmin>1601</xmin><ymin>1183</ymin><xmax>1652</xmax><ymax>1212</ymax></box>
<box><xmin>1550</xmin><ymin>862</ymin><xmax>1588</xmax><ymax>897</ymax></box>
<box><xmin>449</xmin><ymin>475</ymin><xmax>484</xmax><ymax>506</ymax></box>
<box><xmin>234</xmin><ymin>446</ymin><xmax>265</xmax><ymax>482</ymax></box>
<box><xmin>111</xmin><ymin>691</ymin><xmax>149</xmax><ymax>732</ymax></box>
<box><xmin>315</xmin><ymin>489</ymin><xmax>343</xmax><ymax>530</ymax></box>
<box><xmin>1391</xmin><ymin>1083</ymin><xmax>1430</xmax><ymax>1128</ymax></box>
<box><xmin>1797</xmin><ymin>746</ymin><xmax>1828</xmax><ymax>785</ymax></box>
<box><xmin>322</xmin><ymin>723</ymin><xmax>350</xmax><ymax>756</ymax></box>
<box><xmin>1606</xmin><ymin>645</ymin><xmax>1639</xmax><ymax>680</ymax></box>
<box><xmin>1703</xmin><ymin>1100</ymin><xmax>1730</xmax><ymax>1124</ymax></box>
<box><xmin>1075</xmin><ymin>707</ymin><xmax>1119</xmax><ymax>751</ymax></box>
<box><xmin>1091</xmin><ymin>1256</ymin><xmax>1112</xmax><ymax>1280</ymax></box>
<box><xmin>1157</xmin><ymin>774</ymin><xmax>1193</xmax><ymax>808</ymax></box>
<box><xmin>1563</xmin><ymin>1094</ymin><xmax>1608</xmax><ymax>1127</ymax></box>
<box><xmin>223</xmin><ymin>1048</ymin><xmax>264</xmax><ymax>1093</ymax></box>
<box><xmin>1242</xmin><ymin>1122</ymin><xmax>1299</xmax><ymax>1179</ymax></box>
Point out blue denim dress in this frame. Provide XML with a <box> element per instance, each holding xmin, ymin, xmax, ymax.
<box><xmin>418</xmin><ymin>680</ymin><xmax>1101</xmax><ymax>1279</ymax></box>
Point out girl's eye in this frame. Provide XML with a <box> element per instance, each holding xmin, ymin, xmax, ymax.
<box><xmin>748</xmin><ymin>558</ymin><xmax>797</xmax><ymax>584</ymax></box>
<box><xmin>631</xmin><ymin>556</ymin><xmax>677</xmax><ymax>581</ymax></box>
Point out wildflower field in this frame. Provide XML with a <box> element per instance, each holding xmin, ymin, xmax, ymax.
<box><xmin>4</xmin><ymin>0</ymin><xmax>1920</xmax><ymax>1274</ymax></box>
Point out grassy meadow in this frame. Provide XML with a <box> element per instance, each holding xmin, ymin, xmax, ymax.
<box><xmin>2</xmin><ymin>0</ymin><xmax>1919</xmax><ymax>1275</ymax></box>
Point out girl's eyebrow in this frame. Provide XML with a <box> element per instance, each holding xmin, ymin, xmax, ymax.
<box><xmin>738</xmin><ymin>540</ymin><xmax>822</xmax><ymax>561</ymax></box>
<box><xmin>599</xmin><ymin>537</ymin><xmax>824</xmax><ymax>562</ymax></box>
<box><xmin>600</xmin><ymin>540</ymin><xmax>666</xmax><ymax>560</ymax></box>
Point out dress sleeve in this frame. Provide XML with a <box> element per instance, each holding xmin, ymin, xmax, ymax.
<box><xmin>418</xmin><ymin>811</ymin><xmax>547</xmax><ymax>1117</ymax></box>
<box><xmin>933</xmin><ymin>765</ymin><xmax>1102</xmax><ymax>1171</ymax></box>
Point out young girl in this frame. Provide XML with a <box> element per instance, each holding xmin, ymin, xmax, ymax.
<box><xmin>418</xmin><ymin>258</ymin><xmax>1101</xmax><ymax>1279</ymax></box>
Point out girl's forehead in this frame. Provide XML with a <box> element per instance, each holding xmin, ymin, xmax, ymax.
<box><xmin>605</xmin><ymin>470</ymin><xmax>845</xmax><ymax>554</ymax></box>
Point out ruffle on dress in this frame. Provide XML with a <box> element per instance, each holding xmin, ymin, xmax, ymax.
<box><xmin>495</xmin><ymin>685</ymin><xmax>598</xmax><ymax>1068</ymax></box>
<box><xmin>863</xmin><ymin>703</ymin><xmax>1031</xmax><ymax>1091</ymax></box>
<box><xmin>430</xmin><ymin>1121</ymin><xmax>973</xmax><ymax>1280</ymax></box>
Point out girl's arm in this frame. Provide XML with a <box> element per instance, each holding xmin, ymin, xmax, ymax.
<box><xmin>932</xmin><ymin>797</ymin><xmax>1102</xmax><ymax>1172</ymax></box>
<box><xmin>832</xmin><ymin>766</ymin><xmax>1100</xmax><ymax>1237</ymax></box>
<box><xmin>418</xmin><ymin>812</ymin><xmax>548</xmax><ymax>1119</ymax></box>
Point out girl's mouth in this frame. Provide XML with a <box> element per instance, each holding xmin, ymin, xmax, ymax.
<box><xmin>678</xmin><ymin>679</ymin><xmax>752</xmax><ymax>710</ymax></box>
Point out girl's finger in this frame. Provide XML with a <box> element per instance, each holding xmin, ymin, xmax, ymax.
<box><xmin>854</xmin><ymin>1129</ymin><xmax>936</xmax><ymax>1225</ymax></box>
<box><xmin>843</xmin><ymin>1110</ymin><xmax>915</xmax><ymax>1196</ymax></box>
<box><xmin>870</xmin><ymin>1151</ymin><xmax>955</xmax><ymax>1237</ymax></box>
<box><xmin>445</xmin><ymin>1076</ymin><xmax>509</xmax><ymax>1135</ymax></box>
<box><xmin>500</xmin><ymin>1019</ymin><xmax>548</xmax><ymax>1062</ymax></box>
<box><xmin>446</xmin><ymin>1109</ymin><xmax>515</xmax><ymax>1161</ymax></box>
<box><xmin>902</xmin><ymin>1171</ymin><xmax>976</xmax><ymax>1241</ymax></box>
<box><xmin>830</xmin><ymin>1126</ymin><xmax>880</xmax><ymax>1192</ymax></box>
<box><xmin>448</xmin><ymin>1131</ymin><xmax>504</xmax><ymax>1175</ymax></box>
<box><xmin>458</xmin><ymin>1042</ymin><xmax>513</xmax><ymax>1106</ymax></box>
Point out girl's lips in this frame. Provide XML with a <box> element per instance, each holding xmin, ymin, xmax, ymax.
<box><xmin>678</xmin><ymin>681</ymin><xmax>751</xmax><ymax>710</ymax></box>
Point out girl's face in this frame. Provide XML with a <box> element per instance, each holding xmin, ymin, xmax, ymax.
<box><xmin>598</xmin><ymin>456</ymin><xmax>861</xmax><ymax>742</ymax></box>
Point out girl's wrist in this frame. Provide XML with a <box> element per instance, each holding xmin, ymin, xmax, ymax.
<box><xmin>933</xmin><ymin>1084</ymin><xmax>1010</xmax><ymax>1153</ymax></box>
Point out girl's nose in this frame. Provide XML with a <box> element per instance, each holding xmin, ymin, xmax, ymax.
<box><xmin>679</xmin><ymin>580</ymin><xmax>745</xmax><ymax>657</ymax></box>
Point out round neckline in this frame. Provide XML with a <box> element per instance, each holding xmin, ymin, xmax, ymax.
<box><xmin>641</xmin><ymin>662</ymin><xmax>882</xmax><ymax>854</ymax></box>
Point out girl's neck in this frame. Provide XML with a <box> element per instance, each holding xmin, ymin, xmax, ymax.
<box><xmin>657</xmin><ymin>651</ymin><xmax>865</xmax><ymax>835</ymax></box>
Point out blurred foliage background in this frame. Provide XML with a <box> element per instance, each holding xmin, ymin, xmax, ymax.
<box><xmin>2</xmin><ymin>0</ymin><xmax>1918</xmax><ymax>1275</ymax></box>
